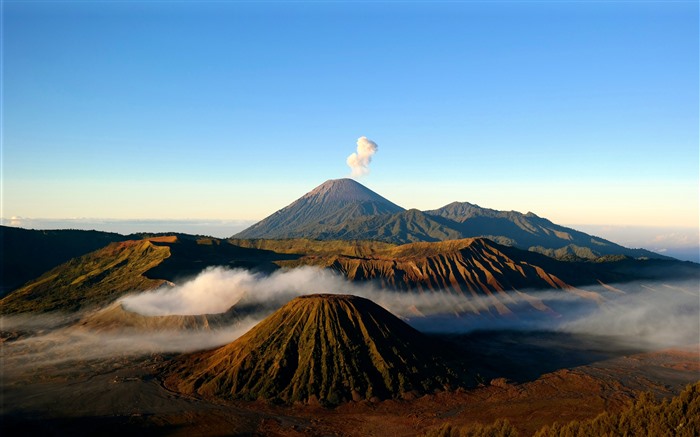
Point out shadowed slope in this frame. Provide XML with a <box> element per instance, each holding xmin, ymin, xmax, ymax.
<box><xmin>310</xmin><ymin>208</ymin><xmax>465</xmax><ymax>243</ymax></box>
<box><xmin>234</xmin><ymin>179</ymin><xmax>404</xmax><ymax>239</ymax></box>
<box><xmin>424</xmin><ymin>202</ymin><xmax>668</xmax><ymax>259</ymax></box>
<box><xmin>5</xmin><ymin>233</ymin><xmax>694</xmax><ymax>318</ymax></box>
<box><xmin>233</xmin><ymin>180</ymin><xmax>670</xmax><ymax>259</ymax></box>
<box><xmin>165</xmin><ymin>294</ymin><xmax>454</xmax><ymax>405</ymax></box>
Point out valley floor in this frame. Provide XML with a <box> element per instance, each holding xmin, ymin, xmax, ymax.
<box><xmin>1</xmin><ymin>331</ymin><xmax>698</xmax><ymax>437</ymax></box>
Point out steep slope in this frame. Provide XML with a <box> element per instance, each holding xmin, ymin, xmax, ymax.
<box><xmin>329</xmin><ymin>238</ymin><xmax>576</xmax><ymax>294</ymax></box>
<box><xmin>0</xmin><ymin>225</ymin><xmax>128</xmax><ymax>296</ymax></box>
<box><xmin>0</xmin><ymin>236</ymin><xmax>290</xmax><ymax>315</ymax></box>
<box><xmin>164</xmin><ymin>294</ymin><xmax>453</xmax><ymax>404</ymax></box>
<box><xmin>0</xmin><ymin>239</ymin><xmax>171</xmax><ymax>314</ymax></box>
<box><xmin>307</xmin><ymin>208</ymin><xmax>464</xmax><ymax>243</ymax></box>
<box><xmin>77</xmin><ymin>302</ymin><xmax>240</xmax><ymax>332</ymax></box>
<box><xmin>281</xmin><ymin>238</ymin><xmax>604</xmax><ymax>315</ymax></box>
<box><xmin>424</xmin><ymin>202</ymin><xmax>668</xmax><ymax>260</ymax></box>
<box><xmin>234</xmin><ymin>178</ymin><xmax>404</xmax><ymax>239</ymax></box>
<box><xmin>229</xmin><ymin>237</ymin><xmax>696</xmax><ymax>296</ymax></box>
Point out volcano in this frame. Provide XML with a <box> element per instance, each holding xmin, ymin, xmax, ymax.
<box><xmin>233</xmin><ymin>179</ymin><xmax>669</xmax><ymax>260</ymax></box>
<box><xmin>164</xmin><ymin>294</ymin><xmax>453</xmax><ymax>405</ymax></box>
<box><xmin>234</xmin><ymin>178</ymin><xmax>404</xmax><ymax>239</ymax></box>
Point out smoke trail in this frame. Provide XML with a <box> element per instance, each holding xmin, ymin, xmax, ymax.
<box><xmin>346</xmin><ymin>136</ymin><xmax>378</xmax><ymax>177</ymax></box>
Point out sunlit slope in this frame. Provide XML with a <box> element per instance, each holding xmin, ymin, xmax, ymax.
<box><xmin>4</xmin><ymin>235</ymin><xmax>695</xmax><ymax>317</ymax></box>
<box><xmin>77</xmin><ymin>302</ymin><xmax>240</xmax><ymax>332</ymax></box>
<box><xmin>0</xmin><ymin>225</ymin><xmax>128</xmax><ymax>295</ymax></box>
<box><xmin>0</xmin><ymin>236</ymin><xmax>288</xmax><ymax>315</ymax></box>
<box><xmin>275</xmin><ymin>238</ymin><xmax>700</xmax><ymax>315</ymax></box>
<box><xmin>228</xmin><ymin>237</ymin><xmax>397</xmax><ymax>257</ymax></box>
<box><xmin>0</xmin><ymin>239</ymin><xmax>171</xmax><ymax>314</ymax></box>
<box><xmin>165</xmin><ymin>294</ymin><xmax>453</xmax><ymax>404</ymax></box>
<box><xmin>285</xmin><ymin>238</ymin><xmax>578</xmax><ymax>291</ymax></box>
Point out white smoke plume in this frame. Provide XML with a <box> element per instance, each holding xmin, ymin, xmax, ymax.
<box><xmin>346</xmin><ymin>136</ymin><xmax>378</xmax><ymax>177</ymax></box>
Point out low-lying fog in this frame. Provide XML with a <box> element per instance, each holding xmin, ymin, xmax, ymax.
<box><xmin>120</xmin><ymin>266</ymin><xmax>699</xmax><ymax>346</ymax></box>
<box><xmin>2</xmin><ymin>266</ymin><xmax>698</xmax><ymax>379</ymax></box>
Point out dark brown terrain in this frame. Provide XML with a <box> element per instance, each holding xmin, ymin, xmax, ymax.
<box><xmin>1</xmin><ymin>205</ymin><xmax>698</xmax><ymax>436</ymax></box>
<box><xmin>4</xmin><ymin>235</ymin><xmax>696</xmax><ymax>320</ymax></box>
<box><xmin>2</xmin><ymin>325</ymin><xmax>697</xmax><ymax>436</ymax></box>
<box><xmin>165</xmin><ymin>294</ymin><xmax>454</xmax><ymax>405</ymax></box>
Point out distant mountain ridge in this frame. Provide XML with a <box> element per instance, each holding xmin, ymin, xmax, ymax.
<box><xmin>234</xmin><ymin>179</ymin><xmax>669</xmax><ymax>260</ymax></box>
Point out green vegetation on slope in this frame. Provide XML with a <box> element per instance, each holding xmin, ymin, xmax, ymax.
<box><xmin>228</xmin><ymin>237</ymin><xmax>397</xmax><ymax>258</ymax></box>
<box><xmin>0</xmin><ymin>239</ymin><xmax>170</xmax><ymax>314</ymax></box>
<box><xmin>0</xmin><ymin>225</ymin><xmax>127</xmax><ymax>296</ymax></box>
<box><xmin>77</xmin><ymin>302</ymin><xmax>240</xmax><ymax>332</ymax></box>
<box><xmin>425</xmin><ymin>419</ymin><xmax>518</xmax><ymax>437</ymax></box>
<box><xmin>0</xmin><ymin>235</ymin><xmax>296</xmax><ymax>315</ymax></box>
<box><xmin>6</xmin><ymin>234</ymin><xmax>696</xmax><ymax>317</ymax></box>
<box><xmin>423</xmin><ymin>382</ymin><xmax>700</xmax><ymax>437</ymax></box>
<box><xmin>534</xmin><ymin>382</ymin><xmax>700</xmax><ymax>437</ymax></box>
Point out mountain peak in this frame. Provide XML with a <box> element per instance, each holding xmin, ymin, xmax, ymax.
<box><xmin>303</xmin><ymin>178</ymin><xmax>399</xmax><ymax>206</ymax></box>
<box><xmin>233</xmin><ymin>179</ymin><xmax>404</xmax><ymax>239</ymax></box>
<box><xmin>164</xmin><ymin>293</ymin><xmax>452</xmax><ymax>404</ymax></box>
<box><xmin>295</xmin><ymin>292</ymin><xmax>358</xmax><ymax>301</ymax></box>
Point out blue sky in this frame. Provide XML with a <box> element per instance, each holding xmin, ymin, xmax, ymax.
<box><xmin>3</xmin><ymin>1</ymin><xmax>698</xmax><ymax>236</ymax></box>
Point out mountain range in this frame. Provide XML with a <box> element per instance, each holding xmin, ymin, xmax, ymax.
<box><xmin>3</xmin><ymin>232</ymin><xmax>696</xmax><ymax>319</ymax></box>
<box><xmin>234</xmin><ymin>179</ymin><xmax>666</xmax><ymax>260</ymax></box>
<box><xmin>1</xmin><ymin>178</ymin><xmax>695</xmax><ymax>319</ymax></box>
